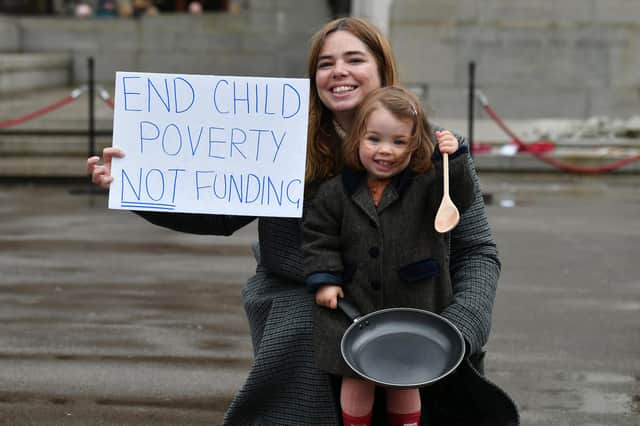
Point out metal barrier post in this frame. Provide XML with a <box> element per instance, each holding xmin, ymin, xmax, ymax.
<box><xmin>88</xmin><ymin>56</ymin><xmax>96</xmax><ymax>158</ymax></box>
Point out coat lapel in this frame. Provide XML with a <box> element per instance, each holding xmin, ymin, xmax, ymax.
<box><xmin>375</xmin><ymin>186</ymin><xmax>398</xmax><ymax>213</ymax></box>
<box><xmin>341</xmin><ymin>167</ymin><xmax>416</xmax><ymax>224</ymax></box>
<box><xmin>342</xmin><ymin>168</ymin><xmax>379</xmax><ymax>226</ymax></box>
<box><xmin>378</xmin><ymin>168</ymin><xmax>415</xmax><ymax>213</ymax></box>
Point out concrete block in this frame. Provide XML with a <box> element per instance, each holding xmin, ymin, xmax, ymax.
<box><xmin>594</xmin><ymin>0</ymin><xmax>640</xmax><ymax>25</ymax></box>
<box><xmin>390</xmin><ymin>0</ymin><xmax>479</xmax><ymax>24</ymax></box>
<box><xmin>136</xmin><ymin>51</ymin><xmax>279</xmax><ymax>77</ymax></box>
<box><xmin>0</xmin><ymin>53</ymin><xmax>71</xmax><ymax>94</ymax></box>
<box><xmin>427</xmin><ymin>85</ymin><xmax>592</xmax><ymax>119</ymax></box>
<box><xmin>0</xmin><ymin>156</ymin><xmax>89</xmax><ymax>177</ymax></box>
<box><xmin>610</xmin><ymin>29</ymin><xmax>640</xmax><ymax>88</ymax></box>
<box><xmin>249</xmin><ymin>0</ymin><xmax>326</xmax><ymax>14</ymax></box>
<box><xmin>241</xmin><ymin>32</ymin><xmax>287</xmax><ymax>54</ymax></box>
<box><xmin>477</xmin><ymin>0</ymin><xmax>557</xmax><ymax>26</ymax></box>
<box><xmin>484</xmin><ymin>85</ymin><xmax>592</xmax><ymax>119</ymax></box>
<box><xmin>174</xmin><ymin>32</ymin><xmax>244</xmax><ymax>53</ymax></box>
<box><xmin>0</xmin><ymin>68</ymin><xmax>68</xmax><ymax>93</ymax></box>
<box><xmin>418</xmin><ymin>86</ymin><xmax>468</xmax><ymax>120</ymax></box>
<box><xmin>391</xmin><ymin>26</ymin><xmax>458</xmax><ymax>85</ymax></box>
<box><xmin>0</xmin><ymin>134</ymin><xmax>111</xmax><ymax>156</ymax></box>
<box><xmin>72</xmin><ymin>51</ymin><xmax>140</xmax><ymax>83</ymax></box>
<box><xmin>0</xmin><ymin>17</ymin><xmax>20</xmax><ymax>51</ymax></box>
<box><xmin>21</xmin><ymin>28</ymin><xmax>99</xmax><ymax>51</ymax></box>
<box><xmin>591</xmin><ymin>86</ymin><xmax>640</xmax><ymax>119</ymax></box>
<box><xmin>549</xmin><ymin>1</ymin><xmax>596</xmax><ymax>24</ymax></box>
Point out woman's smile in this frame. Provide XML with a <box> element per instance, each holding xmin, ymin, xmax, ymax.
<box><xmin>315</xmin><ymin>30</ymin><xmax>381</xmax><ymax>126</ymax></box>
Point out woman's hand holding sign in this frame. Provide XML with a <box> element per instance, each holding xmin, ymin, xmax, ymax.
<box><xmin>87</xmin><ymin>147</ymin><xmax>125</xmax><ymax>188</ymax></box>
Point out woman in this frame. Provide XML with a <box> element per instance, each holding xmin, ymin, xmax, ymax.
<box><xmin>88</xmin><ymin>17</ymin><xmax>518</xmax><ymax>426</ymax></box>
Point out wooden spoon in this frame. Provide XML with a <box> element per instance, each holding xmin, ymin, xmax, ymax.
<box><xmin>434</xmin><ymin>153</ymin><xmax>460</xmax><ymax>233</ymax></box>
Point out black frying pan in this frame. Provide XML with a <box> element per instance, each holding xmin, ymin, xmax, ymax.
<box><xmin>338</xmin><ymin>299</ymin><xmax>465</xmax><ymax>388</ymax></box>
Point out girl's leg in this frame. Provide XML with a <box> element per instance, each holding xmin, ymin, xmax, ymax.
<box><xmin>341</xmin><ymin>377</ymin><xmax>375</xmax><ymax>426</ymax></box>
<box><xmin>386</xmin><ymin>388</ymin><xmax>421</xmax><ymax>426</ymax></box>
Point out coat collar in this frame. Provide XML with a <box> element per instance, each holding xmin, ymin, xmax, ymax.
<box><xmin>341</xmin><ymin>166</ymin><xmax>416</xmax><ymax>198</ymax></box>
<box><xmin>341</xmin><ymin>167</ymin><xmax>416</xmax><ymax>222</ymax></box>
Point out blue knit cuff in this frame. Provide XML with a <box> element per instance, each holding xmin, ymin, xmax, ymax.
<box><xmin>432</xmin><ymin>144</ymin><xmax>469</xmax><ymax>162</ymax></box>
<box><xmin>305</xmin><ymin>272</ymin><xmax>342</xmax><ymax>293</ymax></box>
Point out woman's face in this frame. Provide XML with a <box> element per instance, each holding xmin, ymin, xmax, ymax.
<box><xmin>359</xmin><ymin>107</ymin><xmax>413</xmax><ymax>182</ymax></box>
<box><xmin>315</xmin><ymin>30</ymin><xmax>382</xmax><ymax>124</ymax></box>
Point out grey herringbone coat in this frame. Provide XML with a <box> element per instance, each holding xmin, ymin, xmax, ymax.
<box><xmin>303</xmin><ymin>153</ymin><xmax>474</xmax><ymax>376</ymax></box>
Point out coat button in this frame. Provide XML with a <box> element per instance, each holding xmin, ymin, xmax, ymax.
<box><xmin>369</xmin><ymin>247</ymin><xmax>379</xmax><ymax>258</ymax></box>
<box><xmin>369</xmin><ymin>219</ymin><xmax>377</xmax><ymax>228</ymax></box>
<box><xmin>371</xmin><ymin>280</ymin><xmax>381</xmax><ymax>290</ymax></box>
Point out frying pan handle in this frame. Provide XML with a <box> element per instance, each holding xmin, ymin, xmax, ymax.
<box><xmin>337</xmin><ymin>298</ymin><xmax>362</xmax><ymax>323</ymax></box>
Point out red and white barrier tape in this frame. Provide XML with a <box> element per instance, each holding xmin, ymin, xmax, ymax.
<box><xmin>475</xmin><ymin>90</ymin><xmax>640</xmax><ymax>174</ymax></box>
<box><xmin>0</xmin><ymin>86</ymin><xmax>86</xmax><ymax>129</ymax></box>
<box><xmin>97</xmin><ymin>85</ymin><xmax>115</xmax><ymax>109</ymax></box>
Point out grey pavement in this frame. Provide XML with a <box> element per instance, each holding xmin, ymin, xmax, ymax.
<box><xmin>0</xmin><ymin>173</ymin><xmax>639</xmax><ymax>425</ymax></box>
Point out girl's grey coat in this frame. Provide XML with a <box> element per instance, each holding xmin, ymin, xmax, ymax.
<box><xmin>303</xmin><ymin>153</ymin><xmax>474</xmax><ymax>376</ymax></box>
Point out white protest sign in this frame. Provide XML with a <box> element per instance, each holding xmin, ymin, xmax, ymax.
<box><xmin>108</xmin><ymin>71</ymin><xmax>309</xmax><ymax>218</ymax></box>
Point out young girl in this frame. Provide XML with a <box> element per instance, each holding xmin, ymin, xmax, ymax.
<box><xmin>303</xmin><ymin>86</ymin><xmax>475</xmax><ymax>426</ymax></box>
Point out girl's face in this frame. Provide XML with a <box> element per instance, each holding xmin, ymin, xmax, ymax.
<box><xmin>358</xmin><ymin>107</ymin><xmax>413</xmax><ymax>181</ymax></box>
<box><xmin>315</xmin><ymin>30</ymin><xmax>382</xmax><ymax>125</ymax></box>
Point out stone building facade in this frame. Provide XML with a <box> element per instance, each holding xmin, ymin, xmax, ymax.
<box><xmin>0</xmin><ymin>0</ymin><xmax>639</xmax><ymax>119</ymax></box>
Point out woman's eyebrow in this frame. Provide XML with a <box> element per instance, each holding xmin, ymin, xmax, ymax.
<box><xmin>318</xmin><ymin>50</ymin><xmax>366</xmax><ymax>61</ymax></box>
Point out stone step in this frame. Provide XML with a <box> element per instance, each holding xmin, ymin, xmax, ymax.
<box><xmin>472</xmin><ymin>150</ymin><xmax>640</xmax><ymax>174</ymax></box>
<box><xmin>0</xmin><ymin>132</ymin><xmax>111</xmax><ymax>156</ymax></box>
<box><xmin>0</xmin><ymin>156</ymin><xmax>89</xmax><ymax>178</ymax></box>
<box><xmin>0</xmin><ymin>132</ymin><xmax>111</xmax><ymax>178</ymax></box>
<box><xmin>0</xmin><ymin>53</ymin><xmax>72</xmax><ymax>94</ymax></box>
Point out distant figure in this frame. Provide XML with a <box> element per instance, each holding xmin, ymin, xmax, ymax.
<box><xmin>132</xmin><ymin>0</ymin><xmax>159</xmax><ymax>17</ymax></box>
<box><xmin>74</xmin><ymin>2</ymin><xmax>93</xmax><ymax>18</ymax></box>
<box><xmin>96</xmin><ymin>0</ymin><xmax>118</xmax><ymax>17</ymax></box>
<box><xmin>188</xmin><ymin>1</ymin><xmax>203</xmax><ymax>15</ymax></box>
<box><xmin>116</xmin><ymin>0</ymin><xmax>159</xmax><ymax>18</ymax></box>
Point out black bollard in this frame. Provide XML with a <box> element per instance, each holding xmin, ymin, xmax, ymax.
<box><xmin>468</xmin><ymin>61</ymin><xmax>493</xmax><ymax>205</ymax></box>
<box><xmin>88</xmin><ymin>56</ymin><xmax>96</xmax><ymax>158</ymax></box>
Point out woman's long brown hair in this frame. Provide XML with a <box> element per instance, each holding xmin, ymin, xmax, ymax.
<box><xmin>305</xmin><ymin>17</ymin><xmax>398</xmax><ymax>183</ymax></box>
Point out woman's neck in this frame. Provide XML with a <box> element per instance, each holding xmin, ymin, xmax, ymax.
<box><xmin>333</xmin><ymin>111</ymin><xmax>355</xmax><ymax>136</ymax></box>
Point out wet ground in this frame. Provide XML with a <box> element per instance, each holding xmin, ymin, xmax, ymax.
<box><xmin>0</xmin><ymin>173</ymin><xmax>639</xmax><ymax>425</ymax></box>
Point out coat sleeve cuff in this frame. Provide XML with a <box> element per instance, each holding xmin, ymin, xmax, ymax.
<box><xmin>305</xmin><ymin>272</ymin><xmax>342</xmax><ymax>293</ymax></box>
<box><xmin>431</xmin><ymin>144</ymin><xmax>469</xmax><ymax>162</ymax></box>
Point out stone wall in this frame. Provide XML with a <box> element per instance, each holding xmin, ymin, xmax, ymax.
<box><xmin>0</xmin><ymin>16</ymin><xmax>19</xmax><ymax>51</ymax></box>
<box><xmin>2</xmin><ymin>0</ymin><xmax>639</xmax><ymax>119</ymax></box>
<box><xmin>3</xmin><ymin>0</ymin><xmax>330</xmax><ymax>84</ymax></box>
<box><xmin>389</xmin><ymin>0</ymin><xmax>640</xmax><ymax>119</ymax></box>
